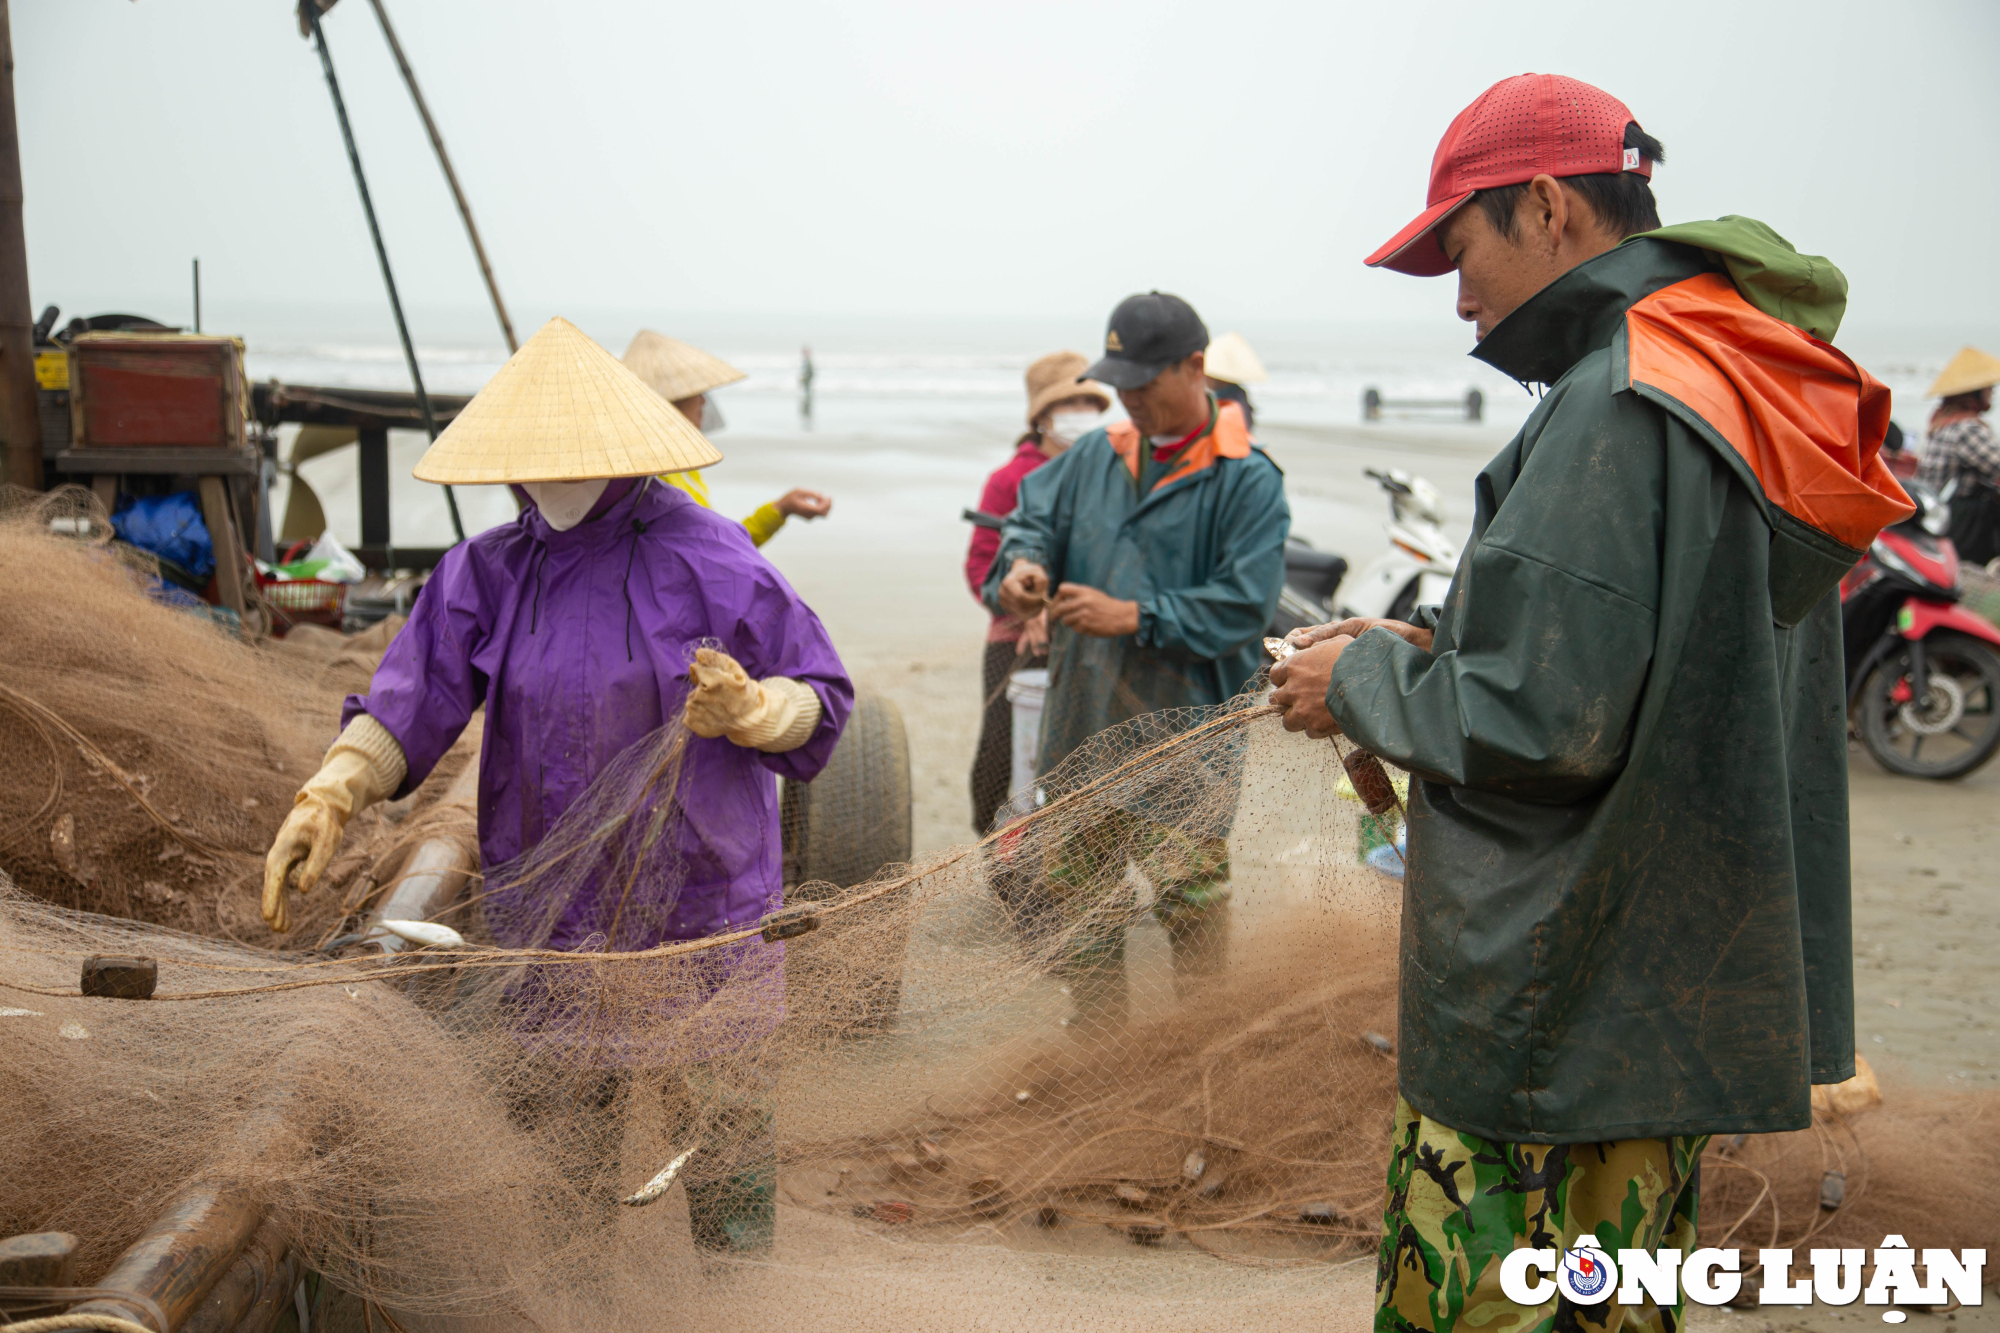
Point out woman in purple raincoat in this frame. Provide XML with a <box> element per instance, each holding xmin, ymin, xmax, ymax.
<box><xmin>347</xmin><ymin>473</ymin><xmax>849</xmax><ymax>951</ymax></box>
<box><xmin>261</xmin><ymin>318</ymin><xmax>852</xmax><ymax>1253</ymax></box>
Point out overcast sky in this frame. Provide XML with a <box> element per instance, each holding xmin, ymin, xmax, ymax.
<box><xmin>16</xmin><ymin>0</ymin><xmax>1999</xmax><ymax>345</ymax></box>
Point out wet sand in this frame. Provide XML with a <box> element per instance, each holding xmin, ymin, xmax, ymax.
<box><xmin>718</xmin><ymin>420</ymin><xmax>1998</xmax><ymax>1324</ymax></box>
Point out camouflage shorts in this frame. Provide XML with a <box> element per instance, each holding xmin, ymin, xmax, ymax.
<box><xmin>1375</xmin><ymin>1095</ymin><xmax>1706</xmax><ymax>1333</ymax></box>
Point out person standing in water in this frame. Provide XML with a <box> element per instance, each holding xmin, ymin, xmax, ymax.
<box><xmin>964</xmin><ymin>350</ymin><xmax>1112</xmax><ymax>833</ymax></box>
<box><xmin>261</xmin><ymin>318</ymin><xmax>853</xmax><ymax>1254</ymax></box>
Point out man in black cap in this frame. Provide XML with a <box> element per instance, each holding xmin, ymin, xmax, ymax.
<box><xmin>981</xmin><ymin>291</ymin><xmax>1289</xmax><ymax>1027</ymax></box>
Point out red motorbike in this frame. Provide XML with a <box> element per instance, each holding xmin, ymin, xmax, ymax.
<box><xmin>1841</xmin><ymin>479</ymin><xmax>2000</xmax><ymax>778</ymax></box>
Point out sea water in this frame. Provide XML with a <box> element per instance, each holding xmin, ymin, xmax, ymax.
<box><xmin>243</xmin><ymin>314</ymin><xmax>1962</xmax><ymax>553</ymax></box>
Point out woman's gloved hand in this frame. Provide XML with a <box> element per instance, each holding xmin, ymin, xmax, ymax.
<box><xmin>684</xmin><ymin>647</ymin><xmax>823</xmax><ymax>752</ymax></box>
<box><xmin>262</xmin><ymin>715</ymin><xmax>408</xmax><ymax>933</ymax></box>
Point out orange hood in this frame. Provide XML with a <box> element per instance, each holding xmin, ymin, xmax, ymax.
<box><xmin>1624</xmin><ymin>272</ymin><xmax>1912</xmax><ymax>551</ymax></box>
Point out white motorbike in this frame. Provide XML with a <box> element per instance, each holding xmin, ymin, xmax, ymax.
<box><xmin>1271</xmin><ymin>467</ymin><xmax>1458</xmax><ymax>633</ymax></box>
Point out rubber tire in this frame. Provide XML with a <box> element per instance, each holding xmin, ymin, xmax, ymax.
<box><xmin>781</xmin><ymin>692</ymin><xmax>913</xmax><ymax>890</ymax></box>
<box><xmin>1859</xmin><ymin>631</ymin><xmax>2000</xmax><ymax>780</ymax></box>
<box><xmin>780</xmin><ymin>692</ymin><xmax>914</xmax><ymax>1031</ymax></box>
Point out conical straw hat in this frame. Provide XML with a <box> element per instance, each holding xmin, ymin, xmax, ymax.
<box><xmin>622</xmin><ymin>330</ymin><xmax>748</xmax><ymax>404</ymax></box>
<box><xmin>1926</xmin><ymin>345</ymin><xmax>2000</xmax><ymax>399</ymax></box>
<box><xmin>1204</xmin><ymin>331</ymin><xmax>1268</xmax><ymax>386</ymax></box>
<box><xmin>413</xmin><ymin>318</ymin><xmax>723</xmax><ymax>484</ymax></box>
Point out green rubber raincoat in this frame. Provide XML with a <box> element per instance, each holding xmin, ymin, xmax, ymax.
<box><xmin>1328</xmin><ymin>221</ymin><xmax>1912</xmax><ymax>1142</ymax></box>
<box><xmin>984</xmin><ymin>399</ymin><xmax>1288</xmax><ymax>777</ymax></box>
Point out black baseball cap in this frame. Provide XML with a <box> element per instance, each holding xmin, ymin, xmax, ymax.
<box><xmin>1083</xmin><ymin>291</ymin><xmax>1209</xmax><ymax>390</ymax></box>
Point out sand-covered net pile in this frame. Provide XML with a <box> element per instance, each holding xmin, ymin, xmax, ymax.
<box><xmin>0</xmin><ymin>493</ymin><xmax>1994</xmax><ymax>1329</ymax></box>
<box><xmin>0</xmin><ymin>485</ymin><xmax>472</xmax><ymax>952</ymax></box>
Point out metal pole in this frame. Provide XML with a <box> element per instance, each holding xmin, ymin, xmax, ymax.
<box><xmin>192</xmin><ymin>256</ymin><xmax>201</xmax><ymax>332</ymax></box>
<box><xmin>303</xmin><ymin>3</ymin><xmax>464</xmax><ymax>544</ymax></box>
<box><xmin>0</xmin><ymin>0</ymin><xmax>40</xmax><ymax>491</ymax></box>
<box><xmin>365</xmin><ymin>0</ymin><xmax>517</xmax><ymax>353</ymax></box>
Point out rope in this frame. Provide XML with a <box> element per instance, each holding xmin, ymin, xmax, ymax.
<box><xmin>0</xmin><ymin>1316</ymin><xmax>159</xmax><ymax>1333</ymax></box>
<box><xmin>0</xmin><ymin>703</ymin><xmax>1281</xmax><ymax>1004</ymax></box>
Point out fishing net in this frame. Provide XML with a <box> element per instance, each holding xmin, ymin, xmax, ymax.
<box><xmin>0</xmin><ymin>486</ymin><xmax>467</xmax><ymax>955</ymax></box>
<box><xmin>0</xmin><ymin>491</ymin><xmax>1994</xmax><ymax>1331</ymax></box>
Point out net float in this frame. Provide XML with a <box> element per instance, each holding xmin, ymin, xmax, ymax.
<box><xmin>1341</xmin><ymin>749</ymin><xmax>1400</xmax><ymax>817</ymax></box>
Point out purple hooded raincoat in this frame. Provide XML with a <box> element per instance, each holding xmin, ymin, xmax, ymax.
<box><xmin>344</xmin><ymin>479</ymin><xmax>852</xmax><ymax>1059</ymax></box>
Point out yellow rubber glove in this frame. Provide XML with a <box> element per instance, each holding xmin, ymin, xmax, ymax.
<box><xmin>262</xmin><ymin>715</ymin><xmax>408</xmax><ymax>933</ymax></box>
<box><xmin>683</xmin><ymin>648</ymin><xmax>823</xmax><ymax>752</ymax></box>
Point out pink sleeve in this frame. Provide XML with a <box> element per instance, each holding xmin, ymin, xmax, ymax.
<box><xmin>965</xmin><ymin>458</ymin><xmax>1029</xmax><ymax>599</ymax></box>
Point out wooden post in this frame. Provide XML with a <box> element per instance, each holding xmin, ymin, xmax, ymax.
<box><xmin>303</xmin><ymin>4</ymin><xmax>464</xmax><ymax>545</ymax></box>
<box><xmin>59</xmin><ymin>1087</ymin><xmax>294</xmax><ymax>1332</ymax></box>
<box><xmin>0</xmin><ymin>1231</ymin><xmax>78</xmax><ymax>1287</ymax></box>
<box><xmin>197</xmin><ymin>474</ymin><xmax>251</xmax><ymax>638</ymax></box>
<box><xmin>0</xmin><ymin>0</ymin><xmax>40</xmax><ymax>491</ymax></box>
<box><xmin>59</xmin><ymin>1180</ymin><xmax>265</xmax><ymax>1332</ymax></box>
<box><xmin>357</xmin><ymin>424</ymin><xmax>390</xmax><ymax>549</ymax></box>
<box><xmin>176</xmin><ymin>1215</ymin><xmax>294</xmax><ymax>1333</ymax></box>
<box><xmin>366</xmin><ymin>0</ymin><xmax>517</xmax><ymax>353</ymax></box>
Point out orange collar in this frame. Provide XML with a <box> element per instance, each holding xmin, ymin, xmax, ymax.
<box><xmin>1624</xmin><ymin>272</ymin><xmax>1911</xmax><ymax>550</ymax></box>
<box><xmin>1107</xmin><ymin>400</ymin><xmax>1253</xmax><ymax>492</ymax></box>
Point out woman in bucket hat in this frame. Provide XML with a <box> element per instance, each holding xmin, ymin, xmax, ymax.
<box><xmin>623</xmin><ymin>329</ymin><xmax>832</xmax><ymax>546</ymax></box>
<box><xmin>963</xmin><ymin>350</ymin><xmax>1112</xmax><ymax>833</ymax></box>
<box><xmin>261</xmin><ymin>317</ymin><xmax>853</xmax><ymax>1253</ymax></box>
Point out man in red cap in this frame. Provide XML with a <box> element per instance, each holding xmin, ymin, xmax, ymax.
<box><xmin>1267</xmin><ymin>73</ymin><xmax>1912</xmax><ymax>1330</ymax></box>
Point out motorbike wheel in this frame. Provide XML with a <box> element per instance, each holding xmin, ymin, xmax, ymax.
<box><xmin>1858</xmin><ymin>631</ymin><xmax>2000</xmax><ymax>779</ymax></box>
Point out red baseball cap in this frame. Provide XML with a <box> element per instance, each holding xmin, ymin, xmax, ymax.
<box><xmin>1365</xmin><ymin>73</ymin><xmax>1652</xmax><ymax>277</ymax></box>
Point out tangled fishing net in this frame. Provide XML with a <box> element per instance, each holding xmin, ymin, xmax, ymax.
<box><xmin>0</xmin><ymin>487</ymin><xmax>1993</xmax><ymax>1331</ymax></box>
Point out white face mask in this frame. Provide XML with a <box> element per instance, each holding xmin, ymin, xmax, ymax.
<box><xmin>701</xmin><ymin>397</ymin><xmax>727</xmax><ymax>433</ymax></box>
<box><xmin>1045</xmin><ymin>409</ymin><xmax>1106</xmax><ymax>447</ymax></box>
<box><xmin>523</xmin><ymin>478</ymin><xmax>611</xmax><ymax>532</ymax></box>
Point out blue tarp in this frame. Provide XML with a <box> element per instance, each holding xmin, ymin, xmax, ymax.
<box><xmin>112</xmin><ymin>492</ymin><xmax>215</xmax><ymax>582</ymax></box>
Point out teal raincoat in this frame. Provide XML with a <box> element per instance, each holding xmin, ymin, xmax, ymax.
<box><xmin>984</xmin><ymin>399</ymin><xmax>1289</xmax><ymax>777</ymax></box>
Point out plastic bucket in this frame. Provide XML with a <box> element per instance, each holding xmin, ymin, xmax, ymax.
<box><xmin>1005</xmin><ymin>668</ymin><xmax>1049</xmax><ymax>797</ymax></box>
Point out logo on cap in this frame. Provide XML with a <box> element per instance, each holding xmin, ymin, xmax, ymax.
<box><xmin>1622</xmin><ymin>147</ymin><xmax>1641</xmax><ymax>171</ymax></box>
<box><xmin>1105</xmin><ymin>331</ymin><xmax>1123</xmax><ymax>352</ymax></box>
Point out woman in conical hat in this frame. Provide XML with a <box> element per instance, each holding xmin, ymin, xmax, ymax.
<box><xmin>259</xmin><ymin>318</ymin><xmax>852</xmax><ymax>1252</ymax></box>
<box><xmin>1917</xmin><ymin>346</ymin><xmax>2000</xmax><ymax>564</ymax></box>
<box><xmin>622</xmin><ymin>330</ymin><xmax>832</xmax><ymax>546</ymax></box>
